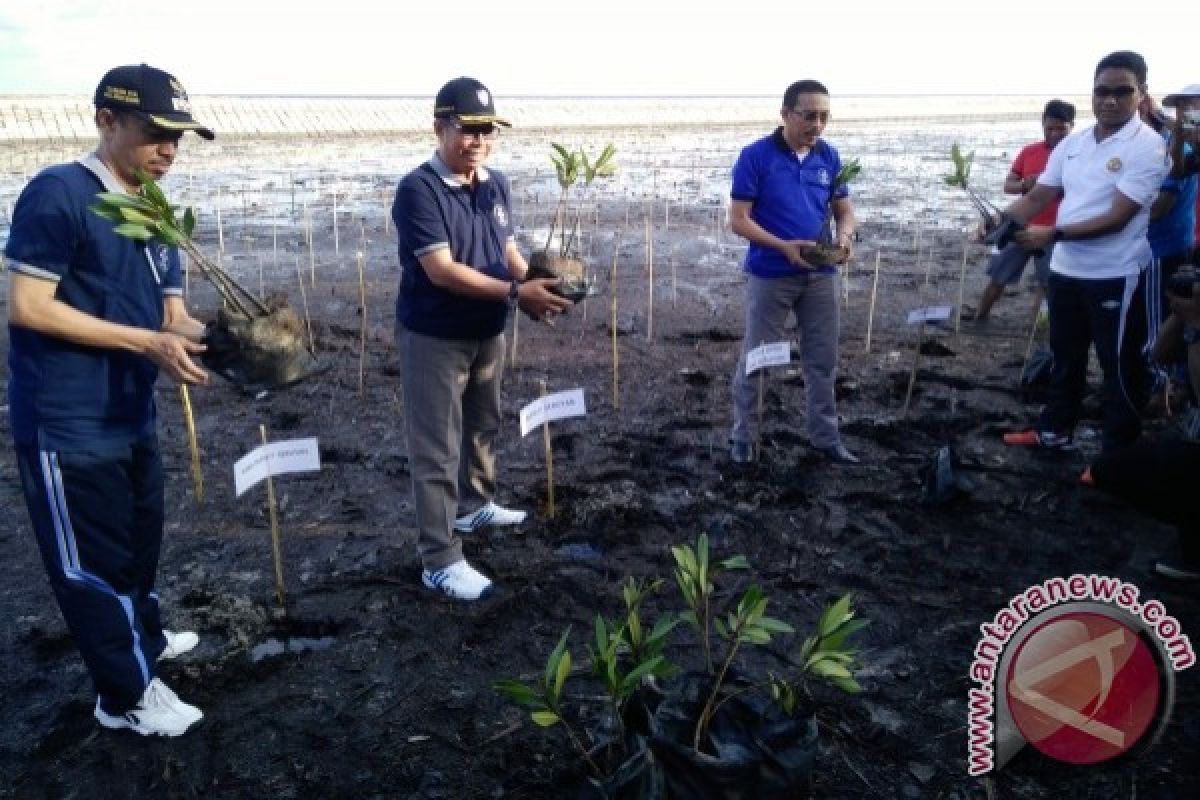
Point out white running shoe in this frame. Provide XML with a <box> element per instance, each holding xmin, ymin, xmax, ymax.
<box><xmin>94</xmin><ymin>678</ymin><xmax>204</xmax><ymax>737</ymax></box>
<box><xmin>453</xmin><ymin>502</ymin><xmax>527</xmax><ymax>533</ymax></box>
<box><xmin>422</xmin><ymin>560</ymin><xmax>495</xmax><ymax>600</ymax></box>
<box><xmin>159</xmin><ymin>630</ymin><xmax>199</xmax><ymax>661</ymax></box>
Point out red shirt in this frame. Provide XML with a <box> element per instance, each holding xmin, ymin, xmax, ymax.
<box><xmin>1013</xmin><ymin>140</ymin><xmax>1060</xmax><ymax>226</ymax></box>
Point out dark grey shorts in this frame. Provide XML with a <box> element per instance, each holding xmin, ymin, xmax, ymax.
<box><xmin>985</xmin><ymin>242</ymin><xmax>1053</xmax><ymax>288</ymax></box>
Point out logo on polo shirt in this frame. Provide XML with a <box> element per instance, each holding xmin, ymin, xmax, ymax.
<box><xmin>817</xmin><ymin>168</ymin><xmax>831</xmax><ymax>185</ymax></box>
<box><xmin>494</xmin><ymin>204</ymin><xmax>508</xmax><ymax>227</ymax></box>
<box><xmin>1107</xmin><ymin>158</ymin><xmax>1122</xmax><ymax>173</ymax></box>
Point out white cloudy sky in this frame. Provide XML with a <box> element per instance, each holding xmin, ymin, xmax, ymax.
<box><xmin>0</xmin><ymin>1</ymin><xmax>1194</xmax><ymax>98</ymax></box>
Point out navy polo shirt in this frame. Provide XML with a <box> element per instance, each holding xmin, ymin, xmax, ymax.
<box><xmin>4</xmin><ymin>155</ymin><xmax>182</xmax><ymax>449</ymax></box>
<box><xmin>730</xmin><ymin>128</ymin><xmax>848</xmax><ymax>278</ymax></box>
<box><xmin>393</xmin><ymin>153</ymin><xmax>515</xmax><ymax>340</ymax></box>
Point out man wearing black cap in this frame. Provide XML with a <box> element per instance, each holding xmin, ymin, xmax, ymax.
<box><xmin>4</xmin><ymin>64</ymin><xmax>213</xmax><ymax>736</ymax></box>
<box><xmin>393</xmin><ymin>77</ymin><xmax>570</xmax><ymax>600</ymax></box>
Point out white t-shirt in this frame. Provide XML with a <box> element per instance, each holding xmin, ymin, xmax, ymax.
<box><xmin>1037</xmin><ymin>115</ymin><xmax>1169</xmax><ymax>279</ymax></box>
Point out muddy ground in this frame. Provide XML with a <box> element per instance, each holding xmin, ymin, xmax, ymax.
<box><xmin>1</xmin><ymin>156</ymin><xmax>1199</xmax><ymax>799</ymax></box>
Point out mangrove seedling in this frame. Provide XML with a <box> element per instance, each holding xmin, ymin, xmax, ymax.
<box><xmin>945</xmin><ymin>143</ymin><xmax>1001</xmax><ymax>226</ymax></box>
<box><xmin>802</xmin><ymin>157</ymin><xmax>863</xmax><ymax>267</ymax></box>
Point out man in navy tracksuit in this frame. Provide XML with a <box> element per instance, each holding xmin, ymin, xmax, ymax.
<box><xmin>5</xmin><ymin>64</ymin><xmax>213</xmax><ymax>736</ymax></box>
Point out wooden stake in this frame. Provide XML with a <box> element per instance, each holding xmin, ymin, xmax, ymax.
<box><xmin>216</xmin><ymin>187</ymin><xmax>225</xmax><ymax>255</ymax></box>
<box><xmin>611</xmin><ymin>226</ymin><xmax>624</xmax><ymax>409</ymax></box>
<box><xmin>180</xmin><ymin>385</ymin><xmax>203</xmax><ymax>505</ymax></box>
<box><xmin>901</xmin><ymin>322</ymin><xmax>925</xmax><ymax>418</ymax></box>
<box><xmin>294</xmin><ymin>255</ymin><xmax>314</xmax><ymax>352</ymax></box>
<box><xmin>382</xmin><ymin>189</ymin><xmax>391</xmax><ymax>235</ymax></box>
<box><xmin>259</xmin><ymin>424</ymin><xmax>286</xmax><ymax>607</ymax></box>
<box><xmin>539</xmin><ymin>380</ymin><xmax>555</xmax><ymax>519</ymax></box>
<box><xmin>955</xmin><ymin>234</ymin><xmax>970</xmax><ymax>335</ymax></box>
<box><xmin>258</xmin><ymin>253</ymin><xmax>265</xmax><ymax>301</ymax></box>
<box><xmin>645</xmin><ymin>213</ymin><xmax>654</xmax><ymax>342</ymax></box>
<box><xmin>1018</xmin><ymin>309</ymin><xmax>1041</xmax><ymax>387</ymax></box>
<box><xmin>865</xmin><ymin>250</ymin><xmax>881</xmax><ymax>353</ymax></box>
<box><xmin>357</xmin><ymin>250</ymin><xmax>367</xmax><ymax>395</ymax></box>
<box><xmin>272</xmin><ymin>220</ymin><xmax>279</xmax><ymax>270</ymax></box>
<box><xmin>332</xmin><ymin>192</ymin><xmax>340</xmax><ymax>254</ymax></box>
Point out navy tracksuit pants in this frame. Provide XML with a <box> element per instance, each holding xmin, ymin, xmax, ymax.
<box><xmin>1039</xmin><ymin>271</ymin><xmax>1149</xmax><ymax>452</ymax></box>
<box><xmin>15</xmin><ymin>435</ymin><xmax>170</xmax><ymax>714</ymax></box>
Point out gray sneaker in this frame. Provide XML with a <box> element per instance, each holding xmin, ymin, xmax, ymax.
<box><xmin>731</xmin><ymin>441</ymin><xmax>755</xmax><ymax>464</ymax></box>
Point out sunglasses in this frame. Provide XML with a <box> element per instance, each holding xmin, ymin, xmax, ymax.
<box><xmin>1092</xmin><ymin>86</ymin><xmax>1137</xmax><ymax>99</ymax></box>
<box><xmin>789</xmin><ymin>109</ymin><xmax>830</xmax><ymax>123</ymax></box>
<box><xmin>451</xmin><ymin>120</ymin><xmax>498</xmax><ymax>138</ymax></box>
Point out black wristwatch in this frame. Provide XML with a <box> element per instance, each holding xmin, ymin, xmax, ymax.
<box><xmin>1052</xmin><ymin>228</ymin><xmax>1066</xmax><ymax>242</ymax></box>
<box><xmin>507</xmin><ymin>279</ymin><xmax>520</xmax><ymax>308</ymax></box>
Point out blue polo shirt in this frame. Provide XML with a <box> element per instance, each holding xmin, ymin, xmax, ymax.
<box><xmin>393</xmin><ymin>153</ymin><xmax>515</xmax><ymax>340</ymax></box>
<box><xmin>4</xmin><ymin>155</ymin><xmax>182</xmax><ymax>450</ymax></box>
<box><xmin>1147</xmin><ymin>138</ymin><xmax>1196</xmax><ymax>259</ymax></box>
<box><xmin>730</xmin><ymin>128</ymin><xmax>849</xmax><ymax>278</ymax></box>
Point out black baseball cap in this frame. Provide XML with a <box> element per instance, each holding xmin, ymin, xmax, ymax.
<box><xmin>94</xmin><ymin>64</ymin><xmax>215</xmax><ymax>140</ymax></box>
<box><xmin>433</xmin><ymin>77</ymin><xmax>511</xmax><ymax>127</ymax></box>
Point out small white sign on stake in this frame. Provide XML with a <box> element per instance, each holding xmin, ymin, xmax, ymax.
<box><xmin>906</xmin><ymin>305</ymin><xmax>954</xmax><ymax>325</ymax></box>
<box><xmin>745</xmin><ymin>341</ymin><xmax>791</xmax><ymax>376</ymax></box>
<box><xmin>520</xmin><ymin>388</ymin><xmax>586</xmax><ymax>437</ymax></box>
<box><xmin>234</xmin><ymin>437</ymin><xmax>322</xmax><ymax>497</ymax></box>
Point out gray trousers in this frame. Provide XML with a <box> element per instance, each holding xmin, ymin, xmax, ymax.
<box><xmin>398</xmin><ymin>327</ymin><xmax>504</xmax><ymax>571</ymax></box>
<box><xmin>731</xmin><ymin>272</ymin><xmax>842</xmax><ymax>449</ymax></box>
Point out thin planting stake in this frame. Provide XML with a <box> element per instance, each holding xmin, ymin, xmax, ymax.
<box><xmin>539</xmin><ymin>380</ymin><xmax>555</xmax><ymax>519</ymax></box>
<box><xmin>259</xmin><ymin>424</ymin><xmax>287</xmax><ymax>607</ymax></box>
<box><xmin>180</xmin><ymin>385</ymin><xmax>203</xmax><ymax>505</ymax></box>
<box><xmin>865</xmin><ymin>250</ymin><xmax>881</xmax><ymax>353</ymax></box>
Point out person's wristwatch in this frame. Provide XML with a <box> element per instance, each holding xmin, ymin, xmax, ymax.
<box><xmin>507</xmin><ymin>279</ymin><xmax>520</xmax><ymax>308</ymax></box>
<box><xmin>1052</xmin><ymin>228</ymin><xmax>1066</xmax><ymax>242</ymax></box>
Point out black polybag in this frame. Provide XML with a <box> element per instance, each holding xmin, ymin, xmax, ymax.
<box><xmin>919</xmin><ymin>445</ymin><xmax>974</xmax><ymax>506</ymax></box>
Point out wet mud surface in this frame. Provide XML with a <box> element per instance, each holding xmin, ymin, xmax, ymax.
<box><xmin>1</xmin><ymin>129</ymin><xmax>1198</xmax><ymax>799</ymax></box>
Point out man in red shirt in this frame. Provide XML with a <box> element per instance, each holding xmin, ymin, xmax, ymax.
<box><xmin>968</xmin><ymin>100</ymin><xmax>1076</xmax><ymax>321</ymax></box>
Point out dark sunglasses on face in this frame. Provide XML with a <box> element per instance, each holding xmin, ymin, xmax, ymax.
<box><xmin>1092</xmin><ymin>86</ymin><xmax>1137</xmax><ymax>99</ymax></box>
<box><xmin>452</xmin><ymin>120</ymin><xmax>497</xmax><ymax>138</ymax></box>
<box><xmin>790</xmin><ymin>109</ymin><xmax>830</xmax><ymax>123</ymax></box>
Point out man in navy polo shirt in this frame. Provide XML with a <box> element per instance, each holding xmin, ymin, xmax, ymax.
<box><xmin>1003</xmin><ymin>51</ymin><xmax>1169</xmax><ymax>456</ymax></box>
<box><xmin>728</xmin><ymin>79</ymin><xmax>860</xmax><ymax>465</ymax></box>
<box><xmin>393</xmin><ymin>77</ymin><xmax>570</xmax><ymax>601</ymax></box>
<box><xmin>5</xmin><ymin>64</ymin><xmax>213</xmax><ymax>737</ymax></box>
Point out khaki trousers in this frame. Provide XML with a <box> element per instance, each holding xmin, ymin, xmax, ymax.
<box><xmin>398</xmin><ymin>327</ymin><xmax>504</xmax><ymax>571</ymax></box>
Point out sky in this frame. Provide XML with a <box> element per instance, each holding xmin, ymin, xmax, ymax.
<box><xmin>0</xmin><ymin>1</ymin><xmax>1194</xmax><ymax>98</ymax></box>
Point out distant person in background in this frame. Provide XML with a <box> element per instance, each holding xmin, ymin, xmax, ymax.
<box><xmin>1002</xmin><ymin>50</ymin><xmax>1169</xmax><ymax>456</ymax></box>
<box><xmin>392</xmin><ymin>77</ymin><xmax>570</xmax><ymax>601</ymax></box>
<box><xmin>1139</xmin><ymin>91</ymin><xmax>1197</xmax><ymax>411</ymax></box>
<box><xmin>4</xmin><ymin>64</ymin><xmax>212</xmax><ymax>737</ymax></box>
<box><xmin>728</xmin><ymin>79</ymin><xmax>859</xmax><ymax>465</ymax></box>
<box><xmin>1162</xmin><ymin>84</ymin><xmax>1200</xmax><ymax>264</ymax></box>
<box><xmin>965</xmin><ymin>100</ymin><xmax>1075</xmax><ymax>323</ymax></box>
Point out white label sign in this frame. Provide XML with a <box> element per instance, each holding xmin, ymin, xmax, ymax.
<box><xmin>234</xmin><ymin>437</ymin><xmax>322</xmax><ymax>497</ymax></box>
<box><xmin>906</xmin><ymin>305</ymin><xmax>954</xmax><ymax>325</ymax></box>
<box><xmin>745</xmin><ymin>341</ymin><xmax>791</xmax><ymax>375</ymax></box>
<box><xmin>520</xmin><ymin>388</ymin><xmax>586</xmax><ymax>437</ymax></box>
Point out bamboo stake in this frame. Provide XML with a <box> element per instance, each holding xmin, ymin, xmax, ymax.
<box><xmin>611</xmin><ymin>226</ymin><xmax>625</xmax><ymax>409</ymax></box>
<box><xmin>259</xmin><ymin>424</ymin><xmax>286</xmax><ymax>607</ymax></box>
<box><xmin>294</xmin><ymin>255</ymin><xmax>314</xmax><ymax>352</ymax></box>
<box><xmin>901</xmin><ymin>322</ymin><xmax>925</xmax><ymax>418</ymax></box>
<box><xmin>1018</xmin><ymin>309</ymin><xmax>1041</xmax><ymax>386</ymax></box>
<box><xmin>180</xmin><ymin>385</ymin><xmax>203</xmax><ymax>505</ymax></box>
<box><xmin>539</xmin><ymin>380</ymin><xmax>555</xmax><ymax>519</ymax></box>
<box><xmin>382</xmin><ymin>189</ymin><xmax>391</xmax><ymax>235</ymax></box>
<box><xmin>865</xmin><ymin>250</ymin><xmax>881</xmax><ymax>353</ymax></box>
<box><xmin>357</xmin><ymin>250</ymin><xmax>367</xmax><ymax>395</ymax></box>
<box><xmin>333</xmin><ymin>192</ymin><xmax>340</xmax><ymax>254</ymax></box>
<box><xmin>216</xmin><ymin>186</ymin><xmax>225</xmax><ymax>255</ymax></box>
<box><xmin>645</xmin><ymin>213</ymin><xmax>654</xmax><ymax>342</ymax></box>
<box><xmin>510</xmin><ymin>302</ymin><xmax>520</xmax><ymax>369</ymax></box>
<box><xmin>272</xmin><ymin>220</ymin><xmax>279</xmax><ymax>270</ymax></box>
<box><xmin>955</xmin><ymin>234</ymin><xmax>970</xmax><ymax>335</ymax></box>
<box><xmin>257</xmin><ymin>253</ymin><xmax>265</xmax><ymax>301</ymax></box>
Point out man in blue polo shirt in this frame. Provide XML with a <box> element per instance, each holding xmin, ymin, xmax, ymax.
<box><xmin>728</xmin><ymin>79</ymin><xmax>859</xmax><ymax>465</ymax></box>
<box><xmin>393</xmin><ymin>77</ymin><xmax>570</xmax><ymax>601</ymax></box>
<box><xmin>5</xmin><ymin>65</ymin><xmax>213</xmax><ymax>736</ymax></box>
<box><xmin>1003</xmin><ymin>51</ymin><xmax>1170</xmax><ymax>455</ymax></box>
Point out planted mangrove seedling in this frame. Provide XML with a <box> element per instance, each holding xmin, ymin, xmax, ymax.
<box><xmin>801</xmin><ymin>157</ymin><xmax>862</xmax><ymax>267</ymax></box>
<box><xmin>91</xmin><ymin>171</ymin><xmax>320</xmax><ymax>391</ymax></box>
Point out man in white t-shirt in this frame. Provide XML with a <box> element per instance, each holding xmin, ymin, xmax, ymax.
<box><xmin>1000</xmin><ymin>50</ymin><xmax>1169</xmax><ymax>455</ymax></box>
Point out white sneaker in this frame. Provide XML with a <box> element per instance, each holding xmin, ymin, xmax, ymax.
<box><xmin>94</xmin><ymin>678</ymin><xmax>204</xmax><ymax>737</ymax></box>
<box><xmin>454</xmin><ymin>501</ymin><xmax>527</xmax><ymax>533</ymax></box>
<box><xmin>159</xmin><ymin>630</ymin><xmax>199</xmax><ymax>661</ymax></box>
<box><xmin>422</xmin><ymin>560</ymin><xmax>494</xmax><ymax>600</ymax></box>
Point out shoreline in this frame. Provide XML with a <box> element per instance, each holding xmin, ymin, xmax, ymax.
<box><xmin>0</xmin><ymin>93</ymin><xmax>1091</xmax><ymax>143</ymax></box>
